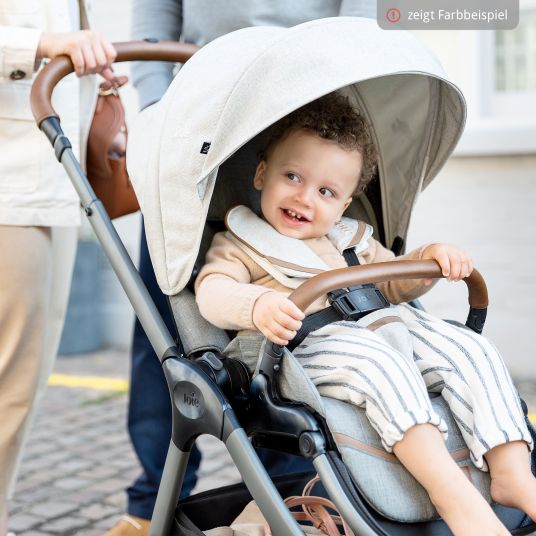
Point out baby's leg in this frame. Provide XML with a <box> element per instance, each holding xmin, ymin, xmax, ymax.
<box><xmin>394</xmin><ymin>424</ymin><xmax>509</xmax><ymax>536</ymax></box>
<box><xmin>486</xmin><ymin>440</ymin><xmax>536</xmax><ymax>522</ymax></box>
<box><xmin>398</xmin><ymin>304</ymin><xmax>536</xmax><ymax>518</ymax></box>
<box><xmin>293</xmin><ymin>321</ymin><xmax>447</xmax><ymax>452</ymax></box>
<box><xmin>294</xmin><ymin>322</ymin><xmax>508</xmax><ymax>533</ymax></box>
<box><xmin>398</xmin><ymin>304</ymin><xmax>533</xmax><ymax>469</ymax></box>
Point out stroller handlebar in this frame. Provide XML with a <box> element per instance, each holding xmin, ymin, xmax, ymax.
<box><xmin>30</xmin><ymin>40</ymin><xmax>200</xmax><ymax>126</ymax></box>
<box><xmin>288</xmin><ymin>260</ymin><xmax>489</xmax><ymax>332</ymax></box>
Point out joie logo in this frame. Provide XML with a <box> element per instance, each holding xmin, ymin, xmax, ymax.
<box><xmin>176</xmin><ymin>382</ymin><xmax>205</xmax><ymax>419</ymax></box>
<box><xmin>184</xmin><ymin>392</ymin><xmax>200</xmax><ymax>408</ymax></box>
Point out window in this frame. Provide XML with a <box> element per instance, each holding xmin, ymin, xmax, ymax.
<box><xmin>481</xmin><ymin>1</ymin><xmax>536</xmax><ymax>118</ymax></box>
<box><xmin>495</xmin><ymin>9</ymin><xmax>536</xmax><ymax>91</ymax></box>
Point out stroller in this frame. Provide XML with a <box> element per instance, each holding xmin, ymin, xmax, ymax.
<box><xmin>31</xmin><ymin>17</ymin><xmax>536</xmax><ymax>536</ymax></box>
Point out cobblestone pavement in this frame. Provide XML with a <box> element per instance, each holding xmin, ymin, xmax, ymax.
<box><xmin>8</xmin><ymin>348</ymin><xmax>536</xmax><ymax>535</ymax></box>
<box><xmin>9</xmin><ymin>349</ymin><xmax>240</xmax><ymax>536</ymax></box>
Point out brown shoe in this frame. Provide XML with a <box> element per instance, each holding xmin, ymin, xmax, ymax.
<box><xmin>104</xmin><ymin>515</ymin><xmax>150</xmax><ymax>536</ymax></box>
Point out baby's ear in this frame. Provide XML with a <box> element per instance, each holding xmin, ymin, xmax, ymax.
<box><xmin>253</xmin><ymin>161</ymin><xmax>266</xmax><ymax>191</ymax></box>
<box><xmin>341</xmin><ymin>196</ymin><xmax>353</xmax><ymax>215</ymax></box>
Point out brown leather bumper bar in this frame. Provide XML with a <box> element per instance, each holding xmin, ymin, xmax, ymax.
<box><xmin>288</xmin><ymin>260</ymin><xmax>488</xmax><ymax>313</ymax></box>
<box><xmin>31</xmin><ymin>40</ymin><xmax>200</xmax><ymax>126</ymax></box>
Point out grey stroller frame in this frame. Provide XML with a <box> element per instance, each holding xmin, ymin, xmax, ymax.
<box><xmin>31</xmin><ymin>41</ymin><xmax>536</xmax><ymax>536</ymax></box>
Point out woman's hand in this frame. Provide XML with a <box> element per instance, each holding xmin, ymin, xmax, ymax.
<box><xmin>36</xmin><ymin>30</ymin><xmax>118</xmax><ymax>81</ymax></box>
<box><xmin>421</xmin><ymin>243</ymin><xmax>474</xmax><ymax>285</ymax></box>
<box><xmin>252</xmin><ymin>292</ymin><xmax>305</xmax><ymax>346</ymax></box>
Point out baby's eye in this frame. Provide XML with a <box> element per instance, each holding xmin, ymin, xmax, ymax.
<box><xmin>287</xmin><ymin>172</ymin><xmax>300</xmax><ymax>182</ymax></box>
<box><xmin>319</xmin><ymin>187</ymin><xmax>335</xmax><ymax>198</ymax></box>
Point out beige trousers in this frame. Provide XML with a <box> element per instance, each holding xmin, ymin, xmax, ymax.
<box><xmin>0</xmin><ymin>225</ymin><xmax>77</xmax><ymax>519</ymax></box>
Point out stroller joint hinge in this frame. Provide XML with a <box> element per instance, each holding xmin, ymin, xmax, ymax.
<box><xmin>299</xmin><ymin>431</ymin><xmax>326</xmax><ymax>459</ymax></box>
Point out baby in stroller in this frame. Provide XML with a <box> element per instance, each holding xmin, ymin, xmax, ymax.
<box><xmin>195</xmin><ymin>92</ymin><xmax>536</xmax><ymax>535</ymax></box>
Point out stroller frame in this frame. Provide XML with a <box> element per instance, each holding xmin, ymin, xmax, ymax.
<box><xmin>30</xmin><ymin>42</ymin><xmax>535</xmax><ymax>536</ymax></box>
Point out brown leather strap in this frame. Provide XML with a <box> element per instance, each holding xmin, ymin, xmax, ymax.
<box><xmin>288</xmin><ymin>260</ymin><xmax>488</xmax><ymax>312</ymax></box>
<box><xmin>30</xmin><ymin>41</ymin><xmax>200</xmax><ymax>126</ymax></box>
<box><xmin>264</xmin><ymin>475</ymin><xmax>355</xmax><ymax>536</ymax></box>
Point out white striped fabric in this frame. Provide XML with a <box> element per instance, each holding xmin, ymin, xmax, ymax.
<box><xmin>293</xmin><ymin>305</ymin><xmax>532</xmax><ymax>470</ymax></box>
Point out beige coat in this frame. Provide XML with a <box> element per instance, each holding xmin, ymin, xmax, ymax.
<box><xmin>0</xmin><ymin>0</ymin><xmax>97</xmax><ymax>227</ymax></box>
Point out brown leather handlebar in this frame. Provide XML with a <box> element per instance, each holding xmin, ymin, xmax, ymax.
<box><xmin>288</xmin><ymin>260</ymin><xmax>488</xmax><ymax>312</ymax></box>
<box><xmin>30</xmin><ymin>40</ymin><xmax>200</xmax><ymax>126</ymax></box>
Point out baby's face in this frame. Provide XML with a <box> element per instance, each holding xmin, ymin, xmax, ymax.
<box><xmin>254</xmin><ymin>129</ymin><xmax>362</xmax><ymax>240</ymax></box>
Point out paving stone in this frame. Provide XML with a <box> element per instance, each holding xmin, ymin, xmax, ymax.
<box><xmin>40</xmin><ymin>516</ymin><xmax>88</xmax><ymax>532</ymax></box>
<box><xmin>57</xmin><ymin>459</ymin><xmax>93</xmax><ymax>472</ymax></box>
<box><xmin>15</xmin><ymin>486</ymin><xmax>64</xmax><ymax>505</ymax></box>
<box><xmin>85</xmin><ymin>477</ymin><xmax>127</xmax><ymax>494</ymax></box>
<box><xmin>78</xmin><ymin>503</ymin><xmax>119</xmax><ymax>521</ymax></box>
<box><xmin>92</xmin><ymin>513</ymin><xmax>123</xmax><ymax>530</ymax></box>
<box><xmin>53</xmin><ymin>477</ymin><xmax>92</xmax><ymax>491</ymax></box>
<box><xmin>7</xmin><ymin>513</ymin><xmax>44</xmax><ymax>531</ymax></box>
<box><xmin>63</xmin><ymin>489</ymin><xmax>107</xmax><ymax>506</ymax></box>
<box><xmin>104</xmin><ymin>491</ymin><xmax>127</xmax><ymax>508</ymax></box>
<box><xmin>29</xmin><ymin>500</ymin><xmax>79</xmax><ymax>519</ymax></box>
<box><xmin>77</xmin><ymin>465</ymin><xmax>118</xmax><ymax>480</ymax></box>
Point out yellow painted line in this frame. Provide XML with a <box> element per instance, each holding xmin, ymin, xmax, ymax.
<box><xmin>48</xmin><ymin>373</ymin><xmax>129</xmax><ymax>392</ymax></box>
<box><xmin>45</xmin><ymin>376</ymin><xmax>536</xmax><ymax>421</ymax></box>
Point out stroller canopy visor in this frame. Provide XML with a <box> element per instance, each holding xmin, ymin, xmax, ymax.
<box><xmin>127</xmin><ymin>17</ymin><xmax>466</xmax><ymax>296</ymax></box>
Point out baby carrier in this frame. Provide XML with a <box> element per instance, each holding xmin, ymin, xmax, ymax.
<box><xmin>31</xmin><ymin>17</ymin><xmax>536</xmax><ymax>536</ymax></box>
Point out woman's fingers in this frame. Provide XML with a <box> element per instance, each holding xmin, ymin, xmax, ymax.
<box><xmin>91</xmin><ymin>39</ymin><xmax>108</xmax><ymax>71</ymax></box>
<box><xmin>101</xmin><ymin>38</ymin><xmax>117</xmax><ymax>65</ymax></box>
<box><xmin>79</xmin><ymin>40</ymin><xmax>97</xmax><ymax>74</ymax></box>
<box><xmin>69</xmin><ymin>45</ymin><xmax>85</xmax><ymax>76</ymax></box>
<box><xmin>68</xmin><ymin>32</ymin><xmax>117</xmax><ymax>77</ymax></box>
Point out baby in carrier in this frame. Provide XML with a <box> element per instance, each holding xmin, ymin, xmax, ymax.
<box><xmin>195</xmin><ymin>93</ymin><xmax>536</xmax><ymax>535</ymax></box>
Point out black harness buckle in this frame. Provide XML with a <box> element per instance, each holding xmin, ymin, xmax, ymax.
<box><xmin>329</xmin><ymin>284</ymin><xmax>390</xmax><ymax>321</ymax></box>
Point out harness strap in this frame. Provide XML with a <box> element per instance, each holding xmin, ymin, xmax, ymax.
<box><xmin>342</xmin><ymin>248</ymin><xmax>360</xmax><ymax>267</ymax></box>
<box><xmin>288</xmin><ymin>248</ymin><xmax>362</xmax><ymax>351</ymax></box>
<box><xmin>288</xmin><ymin>247</ymin><xmax>390</xmax><ymax>351</ymax></box>
<box><xmin>288</xmin><ymin>306</ymin><xmax>342</xmax><ymax>351</ymax></box>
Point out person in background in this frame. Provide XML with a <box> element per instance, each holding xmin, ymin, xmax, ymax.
<box><xmin>0</xmin><ymin>2</ymin><xmax>118</xmax><ymax>534</ymax></box>
<box><xmin>105</xmin><ymin>2</ymin><xmax>377</xmax><ymax>535</ymax></box>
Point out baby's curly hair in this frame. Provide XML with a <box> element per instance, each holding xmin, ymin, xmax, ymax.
<box><xmin>259</xmin><ymin>92</ymin><xmax>377</xmax><ymax>194</ymax></box>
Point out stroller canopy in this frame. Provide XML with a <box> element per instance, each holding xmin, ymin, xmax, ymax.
<box><xmin>127</xmin><ymin>17</ymin><xmax>466</xmax><ymax>296</ymax></box>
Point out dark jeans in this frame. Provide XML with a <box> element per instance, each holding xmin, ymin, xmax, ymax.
<box><xmin>127</xmin><ymin>223</ymin><xmax>311</xmax><ymax>520</ymax></box>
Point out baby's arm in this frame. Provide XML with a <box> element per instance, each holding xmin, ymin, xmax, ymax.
<box><xmin>195</xmin><ymin>233</ymin><xmax>303</xmax><ymax>343</ymax></box>
<box><xmin>197</xmin><ymin>276</ymin><xmax>303</xmax><ymax>344</ymax></box>
<box><xmin>367</xmin><ymin>239</ymin><xmax>474</xmax><ymax>303</ymax></box>
<box><xmin>196</xmin><ymin>273</ymin><xmax>271</xmax><ymax>331</ymax></box>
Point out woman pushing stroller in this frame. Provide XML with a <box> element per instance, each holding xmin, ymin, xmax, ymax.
<box><xmin>195</xmin><ymin>92</ymin><xmax>536</xmax><ymax>535</ymax></box>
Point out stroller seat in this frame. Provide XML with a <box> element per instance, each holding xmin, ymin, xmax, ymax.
<box><xmin>166</xmin><ymin>291</ymin><xmax>534</xmax><ymax>535</ymax></box>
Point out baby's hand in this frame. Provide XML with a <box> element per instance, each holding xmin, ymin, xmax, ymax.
<box><xmin>421</xmin><ymin>243</ymin><xmax>474</xmax><ymax>284</ymax></box>
<box><xmin>252</xmin><ymin>292</ymin><xmax>305</xmax><ymax>346</ymax></box>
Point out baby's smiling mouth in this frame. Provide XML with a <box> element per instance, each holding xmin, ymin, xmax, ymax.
<box><xmin>281</xmin><ymin>208</ymin><xmax>311</xmax><ymax>223</ymax></box>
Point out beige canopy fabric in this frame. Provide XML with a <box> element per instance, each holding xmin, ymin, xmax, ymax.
<box><xmin>127</xmin><ymin>17</ymin><xmax>466</xmax><ymax>296</ymax></box>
